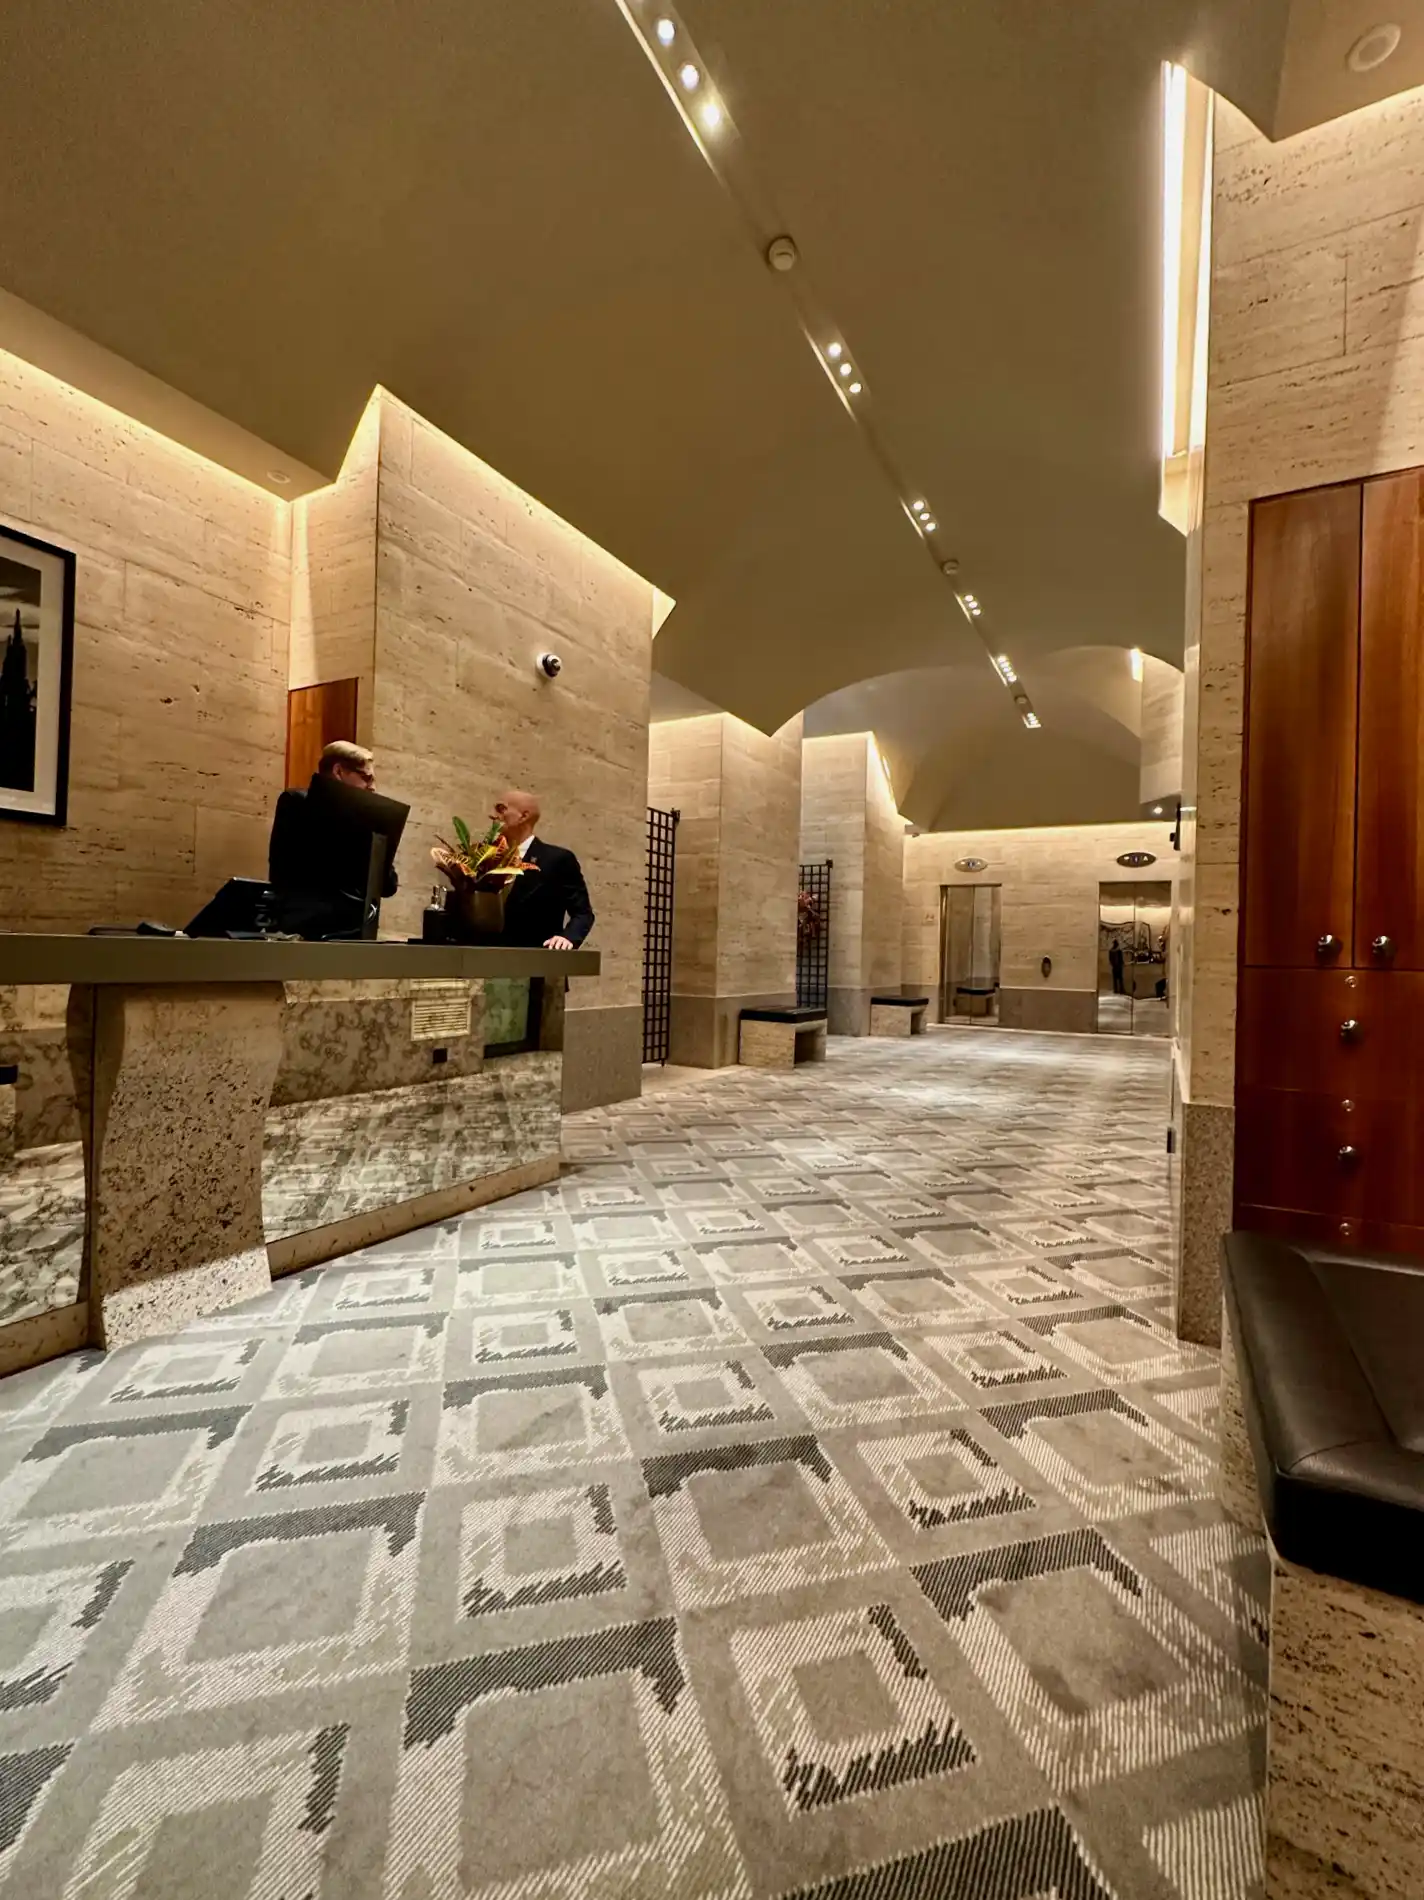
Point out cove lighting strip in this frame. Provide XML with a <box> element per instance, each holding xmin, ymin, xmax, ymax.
<box><xmin>612</xmin><ymin>0</ymin><xmax>1041</xmax><ymax>731</ymax></box>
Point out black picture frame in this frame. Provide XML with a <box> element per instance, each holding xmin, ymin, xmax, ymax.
<box><xmin>0</xmin><ymin>522</ymin><xmax>76</xmax><ymax>827</ymax></box>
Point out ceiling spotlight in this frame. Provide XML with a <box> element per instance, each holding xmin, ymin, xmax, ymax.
<box><xmin>912</xmin><ymin>500</ymin><xmax>926</xmax><ymax>514</ymax></box>
<box><xmin>1023</xmin><ymin>712</ymin><xmax>1042</xmax><ymax>730</ymax></box>
<box><xmin>679</xmin><ymin>61</ymin><xmax>700</xmax><ymax>88</ymax></box>
<box><xmin>766</xmin><ymin>235</ymin><xmax>799</xmax><ymax>272</ymax></box>
<box><xmin>994</xmin><ymin>654</ymin><xmax>1017</xmax><ymax>683</ymax></box>
<box><xmin>1130</xmin><ymin>648</ymin><xmax>1145</xmax><ymax>681</ymax></box>
<box><xmin>266</xmin><ymin>470</ymin><xmax>292</xmax><ymax>486</ymax></box>
<box><xmin>700</xmin><ymin>99</ymin><xmax>723</xmax><ymax>130</ymax></box>
<box><xmin>1348</xmin><ymin>22</ymin><xmax>1401</xmax><ymax>72</ymax></box>
<box><xmin>848</xmin><ymin>381</ymin><xmax>862</xmax><ymax>394</ymax></box>
<box><xmin>827</xmin><ymin>343</ymin><xmax>843</xmax><ymax>360</ymax></box>
<box><xmin>924</xmin><ymin>519</ymin><xmax>937</xmax><ymax>532</ymax></box>
<box><xmin>838</xmin><ymin>362</ymin><xmax>852</xmax><ymax>377</ymax></box>
<box><xmin>1153</xmin><ymin>804</ymin><xmax>1164</xmax><ymax>815</ymax></box>
<box><xmin>655</xmin><ymin>17</ymin><xmax>676</xmax><ymax>44</ymax></box>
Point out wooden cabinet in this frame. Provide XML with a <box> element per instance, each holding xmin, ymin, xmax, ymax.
<box><xmin>1357</xmin><ymin>470</ymin><xmax>1424</xmax><ymax>971</ymax></box>
<box><xmin>1235</xmin><ymin>472</ymin><xmax>1424</xmax><ymax>1252</ymax></box>
<box><xmin>1241</xmin><ymin>483</ymin><xmax>1360</xmax><ymax>971</ymax></box>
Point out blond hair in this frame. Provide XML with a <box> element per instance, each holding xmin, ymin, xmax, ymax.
<box><xmin>318</xmin><ymin>740</ymin><xmax>373</xmax><ymax>775</ymax></box>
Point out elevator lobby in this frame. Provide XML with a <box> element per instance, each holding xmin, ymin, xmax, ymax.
<box><xmin>1</xmin><ymin>6</ymin><xmax>1422</xmax><ymax>1897</ymax></box>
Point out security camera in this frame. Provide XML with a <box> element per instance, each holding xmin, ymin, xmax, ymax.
<box><xmin>537</xmin><ymin>653</ymin><xmax>562</xmax><ymax>679</ymax></box>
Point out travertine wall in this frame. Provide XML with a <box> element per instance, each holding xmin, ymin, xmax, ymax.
<box><xmin>1139</xmin><ymin>657</ymin><xmax>1185</xmax><ymax>810</ymax></box>
<box><xmin>289</xmin><ymin>397</ymin><xmax>378</xmax><ymax>729</ymax></box>
<box><xmin>0</xmin><ymin>349</ymin><xmax>290</xmax><ymax>928</ymax></box>
<box><xmin>647</xmin><ymin>711</ymin><xmax>801</xmax><ymax>1065</ymax></box>
<box><xmin>369</xmin><ymin>393</ymin><xmax>656</xmax><ymax>1109</ymax></box>
<box><xmin>904</xmin><ymin>822</ymin><xmax>1178</xmax><ymax>1034</ymax></box>
<box><xmin>1175</xmin><ymin>87</ymin><xmax>1424</xmax><ymax>1343</ymax></box>
<box><xmin>800</xmin><ymin>734</ymin><xmax>905</xmax><ymax>1033</ymax></box>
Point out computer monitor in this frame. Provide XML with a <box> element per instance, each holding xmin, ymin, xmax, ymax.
<box><xmin>286</xmin><ymin>775</ymin><xmax>409</xmax><ymax>939</ymax></box>
<box><xmin>184</xmin><ymin>877</ymin><xmax>274</xmax><ymax>938</ymax></box>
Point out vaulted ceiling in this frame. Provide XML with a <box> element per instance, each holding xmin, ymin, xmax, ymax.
<box><xmin>2</xmin><ymin>0</ymin><xmax>1419</xmax><ymax>819</ymax></box>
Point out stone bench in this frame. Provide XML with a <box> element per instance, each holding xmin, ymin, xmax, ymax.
<box><xmin>869</xmin><ymin>995</ymin><xmax>929</xmax><ymax>1037</ymax></box>
<box><xmin>738</xmin><ymin>1008</ymin><xmax>827</xmax><ymax>1070</ymax></box>
<box><xmin>1219</xmin><ymin>1230</ymin><xmax>1424</xmax><ymax>1898</ymax></box>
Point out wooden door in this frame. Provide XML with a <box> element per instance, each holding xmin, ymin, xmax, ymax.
<box><xmin>285</xmin><ymin>679</ymin><xmax>359</xmax><ymax>789</ymax></box>
<box><xmin>1242</xmin><ymin>483</ymin><xmax>1361</xmax><ymax>969</ymax></box>
<box><xmin>1357</xmin><ymin>469</ymin><xmax>1424</xmax><ymax>970</ymax></box>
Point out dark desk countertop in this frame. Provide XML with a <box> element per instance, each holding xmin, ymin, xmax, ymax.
<box><xmin>0</xmin><ymin>936</ymin><xmax>600</xmax><ymax>986</ymax></box>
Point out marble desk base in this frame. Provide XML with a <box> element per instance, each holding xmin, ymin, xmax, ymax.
<box><xmin>1217</xmin><ymin>1303</ymin><xmax>1261</xmax><ymax>1531</ymax></box>
<box><xmin>1267</xmin><ymin>1543</ymin><xmax>1424</xmax><ymax>1897</ymax></box>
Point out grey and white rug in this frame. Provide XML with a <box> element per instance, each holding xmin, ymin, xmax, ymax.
<box><xmin>0</xmin><ymin>1029</ymin><xmax>1266</xmax><ymax>1898</ymax></box>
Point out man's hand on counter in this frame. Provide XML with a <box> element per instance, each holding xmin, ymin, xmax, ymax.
<box><xmin>543</xmin><ymin>936</ymin><xmax>574</xmax><ymax>951</ymax></box>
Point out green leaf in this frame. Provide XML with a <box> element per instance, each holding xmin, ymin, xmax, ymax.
<box><xmin>453</xmin><ymin>816</ymin><xmax>472</xmax><ymax>854</ymax></box>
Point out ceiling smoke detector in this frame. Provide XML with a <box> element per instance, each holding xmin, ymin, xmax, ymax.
<box><xmin>765</xmin><ymin>235</ymin><xmax>799</xmax><ymax>273</ymax></box>
<box><xmin>1348</xmin><ymin>22</ymin><xmax>1402</xmax><ymax>71</ymax></box>
<box><xmin>941</xmin><ymin>558</ymin><xmax>960</xmax><ymax>576</ymax></box>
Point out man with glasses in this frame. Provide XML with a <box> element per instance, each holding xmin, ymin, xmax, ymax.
<box><xmin>267</xmin><ymin>741</ymin><xmax>401</xmax><ymax>937</ymax></box>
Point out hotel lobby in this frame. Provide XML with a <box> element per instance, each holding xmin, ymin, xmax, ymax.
<box><xmin>1</xmin><ymin>5</ymin><xmax>1423</xmax><ymax>1896</ymax></box>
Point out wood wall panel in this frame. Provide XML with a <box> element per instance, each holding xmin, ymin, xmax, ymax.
<box><xmin>285</xmin><ymin>678</ymin><xmax>359</xmax><ymax>789</ymax></box>
<box><xmin>1242</xmin><ymin>483</ymin><xmax>1360</xmax><ymax>969</ymax></box>
<box><xmin>1357</xmin><ymin>469</ymin><xmax>1424</xmax><ymax>970</ymax></box>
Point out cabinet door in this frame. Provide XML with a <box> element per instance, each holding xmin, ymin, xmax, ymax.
<box><xmin>1358</xmin><ymin>470</ymin><xmax>1424</xmax><ymax>969</ymax></box>
<box><xmin>1242</xmin><ymin>484</ymin><xmax>1361</xmax><ymax>968</ymax></box>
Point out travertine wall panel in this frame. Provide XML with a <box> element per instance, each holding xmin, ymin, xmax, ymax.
<box><xmin>0</xmin><ymin>349</ymin><xmax>290</xmax><ymax>932</ymax></box>
<box><xmin>800</xmin><ymin>734</ymin><xmax>905</xmax><ymax>1031</ymax></box>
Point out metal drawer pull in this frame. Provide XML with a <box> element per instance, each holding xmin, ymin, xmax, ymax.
<box><xmin>1372</xmin><ymin>935</ymin><xmax>1396</xmax><ymax>959</ymax></box>
<box><xmin>1338</xmin><ymin>1145</ymin><xmax>1361</xmax><ymax>1165</ymax></box>
<box><xmin>1316</xmin><ymin>934</ymin><xmax>1341</xmax><ymax>958</ymax></box>
<box><xmin>1340</xmin><ymin>1019</ymin><xmax>1361</xmax><ymax>1042</ymax></box>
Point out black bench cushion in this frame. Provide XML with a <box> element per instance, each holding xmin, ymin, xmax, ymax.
<box><xmin>870</xmin><ymin>996</ymin><xmax>929</xmax><ymax>1006</ymax></box>
<box><xmin>739</xmin><ymin>1008</ymin><xmax>826</xmax><ymax>1024</ymax></box>
<box><xmin>1221</xmin><ymin>1230</ymin><xmax>1424</xmax><ymax>1601</ymax></box>
<box><xmin>0</xmin><ymin>1065</ymin><xmax>16</xmax><ymax>1087</ymax></box>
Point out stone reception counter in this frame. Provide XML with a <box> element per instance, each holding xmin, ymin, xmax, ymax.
<box><xmin>0</xmin><ymin>937</ymin><xmax>598</xmax><ymax>1359</ymax></box>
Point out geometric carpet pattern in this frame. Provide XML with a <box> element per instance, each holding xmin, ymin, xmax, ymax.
<box><xmin>0</xmin><ymin>1029</ymin><xmax>1267</xmax><ymax>1898</ymax></box>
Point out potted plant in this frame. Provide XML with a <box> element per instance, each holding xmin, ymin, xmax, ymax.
<box><xmin>431</xmin><ymin>818</ymin><xmax>536</xmax><ymax>943</ymax></box>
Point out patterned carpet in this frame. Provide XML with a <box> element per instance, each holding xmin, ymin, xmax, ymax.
<box><xmin>0</xmin><ymin>1029</ymin><xmax>1266</xmax><ymax>1898</ymax></box>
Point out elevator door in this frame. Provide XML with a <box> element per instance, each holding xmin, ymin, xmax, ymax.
<box><xmin>938</xmin><ymin>885</ymin><xmax>1001</xmax><ymax>1022</ymax></box>
<box><xmin>1097</xmin><ymin>881</ymin><xmax>1172</xmax><ymax>1037</ymax></box>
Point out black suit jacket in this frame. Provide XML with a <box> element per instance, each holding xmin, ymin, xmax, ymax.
<box><xmin>501</xmin><ymin>839</ymin><xmax>594</xmax><ymax>947</ymax></box>
<box><xmin>268</xmin><ymin>778</ymin><xmax>399</xmax><ymax>937</ymax></box>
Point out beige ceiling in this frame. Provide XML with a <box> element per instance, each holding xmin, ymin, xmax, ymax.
<box><xmin>0</xmin><ymin>0</ymin><xmax>1416</xmax><ymax>816</ymax></box>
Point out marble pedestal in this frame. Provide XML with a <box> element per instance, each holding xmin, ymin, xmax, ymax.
<box><xmin>738</xmin><ymin>1018</ymin><xmax>827</xmax><ymax>1070</ymax></box>
<box><xmin>74</xmin><ymin>982</ymin><xmax>283</xmax><ymax>1349</ymax></box>
<box><xmin>1217</xmin><ymin>1303</ymin><xmax>1260</xmax><ymax>1530</ymax></box>
<box><xmin>1267</xmin><ymin>1545</ymin><xmax>1424</xmax><ymax>1896</ymax></box>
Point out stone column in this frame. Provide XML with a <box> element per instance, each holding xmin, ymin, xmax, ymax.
<box><xmin>799</xmin><ymin>733</ymin><xmax>905</xmax><ymax>1035</ymax></box>
<box><xmin>74</xmin><ymin>982</ymin><xmax>284</xmax><ymax>1349</ymax></box>
<box><xmin>647</xmin><ymin>711</ymin><xmax>802</xmax><ymax>1066</ymax></box>
<box><xmin>1216</xmin><ymin>1305</ymin><xmax>1259</xmax><ymax>1530</ymax></box>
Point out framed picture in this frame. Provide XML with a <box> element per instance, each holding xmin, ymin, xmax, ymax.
<box><xmin>0</xmin><ymin>524</ymin><xmax>75</xmax><ymax>825</ymax></box>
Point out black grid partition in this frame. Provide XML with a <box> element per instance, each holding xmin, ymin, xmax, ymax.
<box><xmin>642</xmin><ymin>806</ymin><xmax>679</xmax><ymax>1064</ymax></box>
<box><xmin>797</xmin><ymin>859</ymin><xmax>833</xmax><ymax>1012</ymax></box>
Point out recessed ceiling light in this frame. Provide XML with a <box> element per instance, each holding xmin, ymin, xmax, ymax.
<box><xmin>1348</xmin><ymin>22</ymin><xmax>1401</xmax><ymax>72</ymax></box>
<box><xmin>912</xmin><ymin>500</ymin><xmax>926</xmax><ymax>513</ymax></box>
<box><xmin>923</xmin><ymin>520</ymin><xmax>937</xmax><ymax>532</ymax></box>
<box><xmin>827</xmin><ymin>343</ymin><xmax>843</xmax><ymax>360</ymax></box>
<box><xmin>700</xmin><ymin>99</ymin><xmax>722</xmax><ymax>130</ymax></box>
<box><xmin>848</xmin><ymin>381</ymin><xmax>862</xmax><ymax>393</ymax></box>
<box><xmin>267</xmin><ymin>470</ymin><xmax>292</xmax><ymax>485</ymax></box>
<box><xmin>838</xmin><ymin>362</ymin><xmax>852</xmax><ymax>377</ymax></box>
<box><xmin>679</xmin><ymin>62</ymin><xmax>700</xmax><ymax>88</ymax></box>
<box><xmin>1153</xmin><ymin>804</ymin><xmax>1164</xmax><ymax>815</ymax></box>
<box><xmin>655</xmin><ymin>17</ymin><xmax>676</xmax><ymax>44</ymax></box>
<box><xmin>1023</xmin><ymin>712</ymin><xmax>1041</xmax><ymax>729</ymax></box>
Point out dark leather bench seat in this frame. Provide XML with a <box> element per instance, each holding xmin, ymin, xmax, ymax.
<box><xmin>1221</xmin><ymin>1230</ymin><xmax>1424</xmax><ymax>1603</ymax></box>
<box><xmin>870</xmin><ymin>995</ymin><xmax>929</xmax><ymax>1007</ymax></box>
<box><xmin>739</xmin><ymin>1007</ymin><xmax>826</xmax><ymax>1023</ymax></box>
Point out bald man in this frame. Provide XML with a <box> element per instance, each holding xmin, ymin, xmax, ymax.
<box><xmin>491</xmin><ymin>791</ymin><xmax>594</xmax><ymax>951</ymax></box>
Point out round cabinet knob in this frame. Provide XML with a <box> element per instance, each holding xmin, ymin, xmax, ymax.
<box><xmin>1372</xmin><ymin>935</ymin><xmax>1396</xmax><ymax>960</ymax></box>
<box><xmin>1316</xmin><ymin>933</ymin><xmax>1341</xmax><ymax>958</ymax></box>
<box><xmin>1338</xmin><ymin>1145</ymin><xmax>1361</xmax><ymax>1166</ymax></box>
<box><xmin>1340</xmin><ymin>1018</ymin><xmax>1362</xmax><ymax>1042</ymax></box>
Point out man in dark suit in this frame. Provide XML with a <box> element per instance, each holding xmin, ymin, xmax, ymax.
<box><xmin>268</xmin><ymin>741</ymin><xmax>400</xmax><ymax>938</ymax></box>
<box><xmin>491</xmin><ymin>790</ymin><xmax>594</xmax><ymax>949</ymax></box>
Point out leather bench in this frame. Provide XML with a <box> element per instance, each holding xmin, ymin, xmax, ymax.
<box><xmin>1219</xmin><ymin>1230</ymin><xmax>1424</xmax><ymax>1895</ymax></box>
<box><xmin>869</xmin><ymin>995</ymin><xmax>929</xmax><ymax>1037</ymax></box>
<box><xmin>738</xmin><ymin>1007</ymin><xmax>827</xmax><ymax>1070</ymax></box>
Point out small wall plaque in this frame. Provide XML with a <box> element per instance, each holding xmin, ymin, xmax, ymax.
<box><xmin>954</xmin><ymin>857</ymin><xmax>988</xmax><ymax>872</ymax></box>
<box><xmin>410</xmin><ymin>981</ymin><xmax>472</xmax><ymax>1042</ymax></box>
<box><xmin>1116</xmin><ymin>851</ymin><xmax>1157</xmax><ymax>868</ymax></box>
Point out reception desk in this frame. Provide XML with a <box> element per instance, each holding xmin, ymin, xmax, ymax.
<box><xmin>0</xmin><ymin>937</ymin><xmax>597</xmax><ymax>1365</ymax></box>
